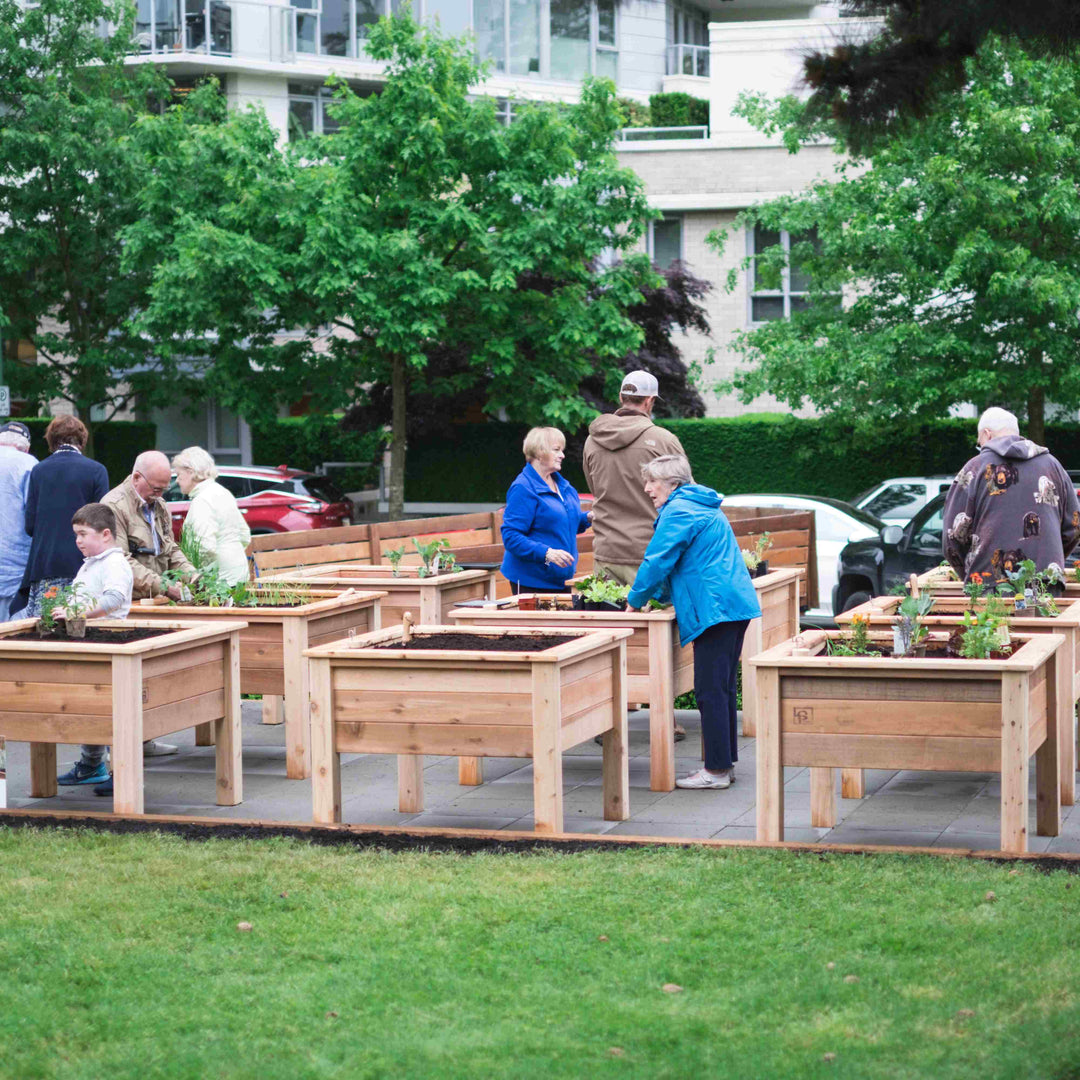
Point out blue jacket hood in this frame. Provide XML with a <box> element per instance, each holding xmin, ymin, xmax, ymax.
<box><xmin>666</xmin><ymin>484</ymin><xmax>723</xmax><ymax>511</ymax></box>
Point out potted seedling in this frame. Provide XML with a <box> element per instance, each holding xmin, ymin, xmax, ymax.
<box><xmin>891</xmin><ymin>592</ymin><xmax>934</xmax><ymax>657</ymax></box>
<box><xmin>386</xmin><ymin>545</ymin><xmax>406</xmax><ymax>577</ymax></box>
<box><xmin>741</xmin><ymin>533</ymin><xmax>773</xmax><ymax>578</ymax></box>
<box><xmin>413</xmin><ymin>537</ymin><xmax>461</xmax><ymax>578</ymax></box>
<box><xmin>575</xmin><ymin>576</ymin><xmax>630</xmax><ymax>611</ymax></box>
<box><xmin>37</xmin><ymin>583</ymin><xmax>93</xmax><ymax>639</ymax></box>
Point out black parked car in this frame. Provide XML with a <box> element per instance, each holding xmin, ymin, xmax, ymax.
<box><xmin>834</xmin><ymin>493</ymin><xmax>948</xmax><ymax>613</ymax></box>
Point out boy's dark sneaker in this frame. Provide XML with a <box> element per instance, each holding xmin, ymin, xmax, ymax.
<box><xmin>93</xmin><ymin>774</ymin><xmax>114</xmax><ymax>797</ymax></box>
<box><xmin>57</xmin><ymin>761</ymin><xmax>109</xmax><ymax>786</ymax></box>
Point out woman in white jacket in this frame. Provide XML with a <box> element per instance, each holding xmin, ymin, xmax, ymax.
<box><xmin>171</xmin><ymin>446</ymin><xmax>251</xmax><ymax>585</ymax></box>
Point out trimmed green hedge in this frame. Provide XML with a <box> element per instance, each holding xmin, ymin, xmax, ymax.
<box><xmin>244</xmin><ymin>414</ymin><xmax>1080</xmax><ymax>505</ymax></box>
<box><xmin>18</xmin><ymin>419</ymin><xmax>157</xmax><ymax>488</ymax></box>
<box><xmin>648</xmin><ymin>92</ymin><xmax>709</xmax><ymax>129</ymax></box>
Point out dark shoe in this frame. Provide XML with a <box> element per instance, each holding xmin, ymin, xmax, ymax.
<box><xmin>93</xmin><ymin>774</ymin><xmax>114</xmax><ymax>797</ymax></box>
<box><xmin>58</xmin><ymin>760</ymin><xmax>109</xmax><ymax>786</ymax></box>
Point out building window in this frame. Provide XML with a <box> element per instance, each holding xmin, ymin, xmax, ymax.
<box><xmin>480</xmin><ymin>0</ymin><xmax>616</xmax><ymax>82</ymax></box>
<box><xmin>748</xmin><ymin>224</ymin><xmax>833</xmax><ymax>322</ymax></box>
<box><xmin>288</xmin><ymin>82</ymin><xmax>344</xmax><ymax>141</ymax></box>
<box><xmin>649</xmin><ymin>215</ymin><xmax>683</xmax><ymax>270</ymax></box>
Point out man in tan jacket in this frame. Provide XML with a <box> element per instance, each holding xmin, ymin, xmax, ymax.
<box><xmin>103</xmin><ymin>450</ymin><xmax>194</xmax><ymax>601</ymax></box>
<box><xmin>583</xmin><ymin>370</ymin><xmax>686</xmax><ymax>585</ymax></box>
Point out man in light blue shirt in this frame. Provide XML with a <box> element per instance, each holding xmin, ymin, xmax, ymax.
<box><xmin>0</xmin><ymin>422</ymin><xmax>36</xmax><ymax>620</ymax></box>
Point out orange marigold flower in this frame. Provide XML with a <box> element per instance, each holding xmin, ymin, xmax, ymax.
<box><xmin>44</xmin><ymin>587</ymin><xmax>58</xmax><ymax>598</ymax></box>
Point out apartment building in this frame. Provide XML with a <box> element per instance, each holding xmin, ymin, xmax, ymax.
<box><xmin>22</xmin><ymin>0</ymin><xmax>882</xmax><ymax>456</ymax></box>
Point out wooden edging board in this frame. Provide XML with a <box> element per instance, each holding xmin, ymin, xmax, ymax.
<box><xmin>2</xmin><ymin>808</ymin><xmax>1079</xmax><ymax>867</ymax></box>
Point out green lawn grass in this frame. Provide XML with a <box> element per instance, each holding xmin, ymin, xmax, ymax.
<box><xmin>2</xmin><ymin>828</ymin><xmax>1079</xmax><ymax>1079</ymax></box>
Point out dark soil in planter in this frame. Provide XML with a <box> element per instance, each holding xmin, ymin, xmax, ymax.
<box><xmin>6</xmin><ymin>627</ymin><xmax>173</xmax><ymax>644</ymax></box>
<box><xmin>374</xmin><ymin>633</ymin><xmax>579</xmax><ymax>652</ymax></box>
<box><xmin>868</xmin><ymin>640</ymin><xmax>1013</xmax><ymax>661</ymax></box>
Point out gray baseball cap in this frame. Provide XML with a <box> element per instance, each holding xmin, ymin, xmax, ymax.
<box><xmin>620</xmin><ymin>370</ymin><xmax>661</xmax><ymax>398</ymax></box>
<box><xmin>0</xmin><ymin>421</ymin><xmax>31</xmax><ymax>441</ymax></box>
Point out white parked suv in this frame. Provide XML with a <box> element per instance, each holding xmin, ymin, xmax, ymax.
<box><xmin>853</xmin><ymin>476</ymin><xmax>955</xmax><ymax>525</ymax></box>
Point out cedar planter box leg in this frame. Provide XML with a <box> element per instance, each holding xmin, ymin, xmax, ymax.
<box><xmin>29</xmin><ymin>743</ymin><xmax>56</xmax><ymax>799</ymax></box>
<box><xmin>810</xmin><ymin>767</ymin><xmax>836</xmax><ymax>828</ymax></box>
<box><xmin>283</xmin><ymin>620</ymin><xmax>311</xmax><ymax>780</ymax></box>
<box><xmin>1000</xmin><ymin>671</ymin><xmax>1030</xmax><ymax>853</ymax></box>
<box><xmin>755</xmin><ymin>666</ymin><xmax>783</xmax><ymax>842</ymax></box>
<box><xmin>841</xmin><ymin>769</ymin><xmax>865</xmax><ymax>799</ymax></box>
<box><xmin>214</xmin><ymin>631</ymin><xmax>243</xmax><ymax>806</ymax></box>
<box><xmin>398</xmin><ymin>756</ymin><xmax>424</xmax><ymax>813</ymax></box>
<box><xmin>602</xmin><ymin>641</ymin><xmax>630</xmax><ymax>821</ymax></box>
<box><xmin>647</xmin><ymin>624</ymin><xmax>675</xmax><ymax>792</ymax></box>
<box><xmin>458</xmin><ymin>757</ymin><xmax>483</xmax><ymax>786</ymax></box>
<box><xmin>261</xmin><ymin>695</ymin><xmax>284</xmax><ymax>725</ymax></box>
<box><xmin>111</xmin><ymin>654</ymin><xmax>144</xmax><ymax>816</ymax></box>
<box><xmin>1037</xmin><ymin>649</ymin><xmax>1061</xmax><ymax>840</ymax></box>
<box><xmin>309</xmin><ymin>658</ymin><xmax>341</xmax><ymax>825</ymax></box>
<box><xmin>531</xmin><ymin>663</ymin><xmax>563</xmax><ymax>834</ymax></box>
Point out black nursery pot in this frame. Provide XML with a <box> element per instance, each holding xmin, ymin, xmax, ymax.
<box><xmin>754</xmin><ymin>561</ymin><xmax>770</xmax><ymax>578</ymax></box>
<box><xmin>572</xmin><ymin>593</ymin><xmax>585</xmax><ymax>610</ymax></box>
<box><xmin>583</xmin><ymin>599</ymin><xmax>625</xmax><ymax>611</ymax></box>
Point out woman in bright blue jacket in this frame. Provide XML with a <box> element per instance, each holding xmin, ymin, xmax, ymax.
<box><xmin>627</xmin><ymin>454</ymin><xmax>761</xmax><ymax>790</ymax></box>
<box><xmin>500</xmin><ymin>427</ymin><xmax>592</xmax><ymax>593</ymax></box>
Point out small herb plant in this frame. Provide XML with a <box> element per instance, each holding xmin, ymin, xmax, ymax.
<box><xmin>1006</xmin><ymin>559</ymin><xmax>1062</xmax><ymax>617</ymax></box>
<box><xmin>412</xmin><ymin>538</ymin><xmax>460</xmax><ymax>578</ymax></box>
<box><xmin>892</xmin><ymin>593</ymin><xmax>935</xmax><ymax>657</ymax></box>
<box><xmin>958</xmin><ymin>607</ymin><xmax>1011</xmax><ymax>659</ymax></box>
<box><xmin>827</xmin><ymin>613</ymin><xmax>880</xmax><ymax>656</ymax></box>
<box><xmin>385</xmin><ymin>545</ymin><xmax>405</xmax><ymax>576</ymax></box>
<box><xmin>741</xmin><ymin>532</ymin><xmax>773</xmax><ymax>572</ymax></box>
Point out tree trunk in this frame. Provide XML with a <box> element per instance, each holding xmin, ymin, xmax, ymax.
<box><xmin>388</xmin><ymin>354</ymin><xmax>407</xmax><ymax>521</ymax></box>
<box><xmin>1027</xmin><ymin>384</ymin><xmax>1045</xmax><ymax>446</ymax></box>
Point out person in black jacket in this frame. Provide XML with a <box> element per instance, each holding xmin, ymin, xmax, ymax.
<box><xmin>16</xmin><ymin>416</ymin><xmax>108</xmax><ymax>617</ymax></box>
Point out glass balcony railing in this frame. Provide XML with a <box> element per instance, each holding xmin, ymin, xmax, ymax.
<box><xmin>132</xmin><ymin>0</ymin><xmax>296</xmax><ymax>62</ymax></box>
<box><xmin>665</xmin><ymin>42</ymin><xmax>709</xmax><ymax>78</ymax></box>
<box><xmin>619</xmin><ymin>125</ymin><xmax>708</xmax><ymax>143</ymax></box>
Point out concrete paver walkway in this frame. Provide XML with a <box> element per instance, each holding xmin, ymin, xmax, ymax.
<box><xmin>7</xmin><ymin>704</ymin><xmax>1080</xmax><ymax>853</ymax></box>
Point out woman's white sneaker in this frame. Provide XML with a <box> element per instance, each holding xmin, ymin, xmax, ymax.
<box><xmin>675</xmin><ymin>768</ymin><xmax>732</xmax><ymax>790</ymax></box>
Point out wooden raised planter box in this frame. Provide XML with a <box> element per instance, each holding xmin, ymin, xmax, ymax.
<box><xmin>305</xmin><ymin>624</ymin><xmax>633</xmax><ymax>835</ymax></box>
<box><xmin>0</xmin><ymin>618</ymin><xmax>246</xmax><ymax>815</ymax></box>
<box><xmin>740</xmin><ymin>568</ymin><xmax>804</xmax><ymax>739</ymax></box>
<box><xmin>135</xmin><ymin>589</ymin><xmax>384</xmax><ymax>780</ymax></box>
<box><xmin>838</xmin><ymin>594</ymin><xmax>1080</xmax><ymax>806</ymax></box>
<box><xmin>449</xmin><ymin>598</ymin><xmax>692</xmax><ymax>792</ymax></box>
<box><xmin>264</xmin><ymin>565</ymin><xmax>498</xmax><ymax>788</ymax></box>
<box><xmin>749</xmin><ymin>630</ymin><xmax>1063</xmax><ymax>853</ymax></box>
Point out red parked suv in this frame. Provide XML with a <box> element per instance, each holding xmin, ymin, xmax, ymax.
<box><xmin>164</xmin><ymin>465</ymin><xmax>354</xmax><ymax>540</ymax></box>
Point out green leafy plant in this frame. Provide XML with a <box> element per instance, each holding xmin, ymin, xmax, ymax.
<box><xmin>958</xmin><ymin>607</ymin><xmax>1010</xmax><ymax>659</ymax></box>
<box><xmin>1007</xmin><ymin>559</ymin><xmax>1062</xmax><ymax>617</ymax></box>
<box><xmin>385</xmin><ymin>545</ymin><xmax>406</xmax><ymax>577</ymax></box>
<box><xmin>741</xmin><ymin>548</ymin><xmax>759</xmax><ymax>571</ymax></box>
<box><xmin>579</xmin><ymin>578</ymin><xmax>630</xmax><ymax>606</ymax></box>
<box><xmin>38</xmin><ymin>583</ymin><xmax>92</xmax><ymax>633</ymax></box>
<box><xmin>827</xmin><ymin>613</ymin><xmax>880</xmax><ymax>656</ymax></box>
<box><xmin>412</xmin><ymin>538</ymin><xmax>458</xmax><ymax>578</ymax></box>
<box><xmin>892</xmin><ymin>593</ymin><xmax>934</xmax><ymax>656</ymax></box>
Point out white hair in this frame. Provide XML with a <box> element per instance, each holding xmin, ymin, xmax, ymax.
<box><xmin>171</xmin><ymin>445</ymin><xmax>218</xmax><ymax>482</ymax></box>
<box><xmin>0</xmin><ymin>431</ymin><xmax>30</xmax><ymax>452</ymax></box>
<box><xmin>640</xmin><ymin>454</ymin><xmax>694</xmax><ymax>487</ymax></box>
<box><xmin>977</xmin><ymin>407</ymin><xmax>1019</xmax><ymax>437</ymax></box>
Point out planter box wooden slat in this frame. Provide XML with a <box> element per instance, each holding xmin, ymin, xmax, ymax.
<box><xmin>0</xmin><ymin>618</ymin><xmax>245</xmax><ymax>815</ymax></box>
<box><xmin>750</xmin><ymin>630</ymin><xmax>1063</xmax><ymax>853</ymax></box>
<box><xmin>838</xmin><ymin>593</ymin><xmax>1080</xmax><ymax>806</ymax></box>
<box><xmin>134</xmin><ymin>589</ymin><xmax>384</xmax><ymax>780</ymax></box>
<box><xmin>306</xmin><ymin>625</ymin><xmax>632</xmax><ymax>834</ymax></box>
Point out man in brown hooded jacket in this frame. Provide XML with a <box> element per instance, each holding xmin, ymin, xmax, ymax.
<box><xmin>583</xmin><ymin>370</ymin><xmax>686</xmax><ymax>585</ymax></box>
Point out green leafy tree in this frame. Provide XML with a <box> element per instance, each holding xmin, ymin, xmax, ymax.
<box><xmin>127</xmin><ymin>13</ymin><xmax>656</xmax><ymax>517</ymax></box>
<box><xmin>0</xmin><ymin>0</ymin><xmax>195</xmax><ymax>452</ymax></box>
<box><xmin>711</xmin><ymin>40</ymin><xmax>1080</xmax><ymax>444</ymax></box>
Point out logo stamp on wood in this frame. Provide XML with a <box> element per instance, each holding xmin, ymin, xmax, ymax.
<box><xmin>792</xmin><ymin>707</ymin><xmax>813</xmax><ymax>725</ymax></box>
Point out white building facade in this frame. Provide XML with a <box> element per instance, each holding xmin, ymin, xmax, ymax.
<box><xmin>41</xmin><ymin>0</ymin><xmax>881</xmax><ymax>453</ymax></box>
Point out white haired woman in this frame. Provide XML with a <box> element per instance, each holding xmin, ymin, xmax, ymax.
<box><xmin>172</xmin><ymin>447</ymin><xmax>251</xmax><ymax>585</ymax></box>
<box><xmin>626</xmin><ymin>454</ymin><xmax>761</xmax><ymax>790</ymax></box>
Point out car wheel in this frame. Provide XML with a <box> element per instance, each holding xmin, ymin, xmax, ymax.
<box><xmin>840</xmin><ymin>590</ymin><xmax>872</xmax><ymax>612</ymax></box>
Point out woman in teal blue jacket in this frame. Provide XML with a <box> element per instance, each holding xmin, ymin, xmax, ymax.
<box><xmin>627</xmin><ymin>454</ymin><xmax>760</xmax><ymax>790</ymax></box>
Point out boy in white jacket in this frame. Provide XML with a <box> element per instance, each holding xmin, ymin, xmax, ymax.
<box><xmin>57</xmin><ymin>503</ymin><xmax>138</xmax><ymax>789</ymax></box>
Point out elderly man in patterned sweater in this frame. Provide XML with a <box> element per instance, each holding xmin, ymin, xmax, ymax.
<box><xmin>944</xmin><ymin>407</ymin><xmax>1080</xmax><ymax>583</ymax></box>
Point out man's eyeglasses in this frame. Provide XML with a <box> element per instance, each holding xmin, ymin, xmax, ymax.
<box><xmin>135</xmin><ymin>471</ymin><xmax>168</xmax><ymax>497</ymax></box>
